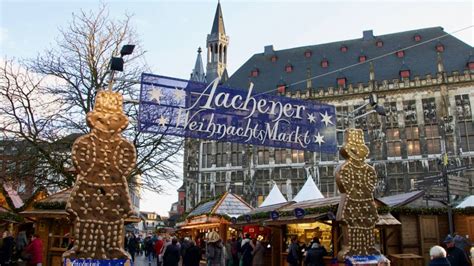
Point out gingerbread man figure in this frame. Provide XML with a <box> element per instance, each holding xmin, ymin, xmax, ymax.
<box><xmin>335</xmin><ymin>129</ymin><xmax>379</xmax><ymax>259</ymax></box>
<box><xmin>63</xmin><ymin>90</ymin><xmax>136</xmax><ymax>260</ymax></box>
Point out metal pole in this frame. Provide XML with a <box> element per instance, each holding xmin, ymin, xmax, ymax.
<box><xmin>441</xmin><ymin>120</ymin><xmax>454</xmax><ymax>234</ymax></box>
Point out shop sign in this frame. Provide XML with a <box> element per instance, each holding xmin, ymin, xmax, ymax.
<box><xmin>138</xmin><ymin>73</ymin><xmax>337</xmax><ymax>152</ymax></box>
<box><xmin>270</xmin><ymin>211</ymin><xmax>279</xmax><ymax>220</ymax></box>
<box><xmin>294</xmin><ymin>208</ymin><xmax>305</xmax><ymax>219</ymax></box>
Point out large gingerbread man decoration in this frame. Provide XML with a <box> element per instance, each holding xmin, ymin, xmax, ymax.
<box><xmin>63</xmin><ymin>90</ymin><xmax>136</xmax><ymax>260</ymax></box>
<box><xmin>335</xmin><ymin>129</ymin><xmax>379</xmax><ymax>258</ymax></box>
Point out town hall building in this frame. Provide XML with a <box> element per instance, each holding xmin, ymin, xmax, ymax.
<box><xmin>183</xmin><ymin>2</ymin><xmax>474</xmax><ymax>209</ymax></box>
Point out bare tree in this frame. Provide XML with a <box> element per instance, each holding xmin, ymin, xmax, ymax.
<box><xmin>0</xmin><ymin>5</ymin><xmax>183</xmax><ymax>192</ymax></box>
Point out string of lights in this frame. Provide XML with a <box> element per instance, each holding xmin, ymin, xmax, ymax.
<box><xmin>254</xmin><ymin>25</ymin><xmax>474</xmax><ymax>97</ymax></box>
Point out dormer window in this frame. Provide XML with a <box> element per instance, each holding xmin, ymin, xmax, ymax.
<box><xmin>304</xmin><ymin>50</ymin><xmax>312</xmax><ymax>58</ymax></box>
<box><xmin>271</xmin><ymin>55</ymin><xmax>278</xmax><ymax>62</ymax></box>
<box><xmin>337</xmin><ymin>77</ymin><xmax>346</xmax><ymax>87</ymax></box>
<box><xmin>340</xmin><ymin>45</ymin><xmax>348</xmax><ymax>52</ymax></box>
<box><xmin>285</xmin><ymin>63</ymin><xmax>294</xmax><ymax>73</ymax></box>
<box><xmin>396</xmin><ymin>50</ymin><xmax>405</xmax><ymax>58</ymax></box>
<box><xmin>400</xmin><ymin>70</ymin><xmax>411</xmax><ymax>78</ymax></box>
<box><xmin>414</xmin><ymin>34</ymin><xmax>422</xmax><ymax>42</ymax></box>
<box><xmin>436</xmin><ymin>43</ymin><xmax>445</xmax><ymax>52</ymax></box>
<box><xmin>376</xmin><ymin>40</ymin><xmax>383</xmax><ymax>47</ymax></box>
<box><xmin>321</xmin><ymin>59</ymin><xmax>329</xmax><ymax>68</ymax></box>
<box><xmin>358</xmin><ymin>55</ymin><xmax>367</xmax><ymax>62</ymax></box>
<box><xmin>250</xmin><ymin>68</ymin><xmax>259</xmax><ymax>77</ymax></box>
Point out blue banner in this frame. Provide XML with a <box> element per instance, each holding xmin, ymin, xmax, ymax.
<box><xmin>138</xmin><ymin>73</ymin><xmax>337</xmax><ymax>153</ymax></box>
<box><xmin>63</xmin><ymin>258</ymin><xmax>131</xmax><ymax>266</ymax></box>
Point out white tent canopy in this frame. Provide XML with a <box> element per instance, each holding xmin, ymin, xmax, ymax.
<box><xmin>293</xmin><ymin>175</ymin><xmax>324</xmax><ymax>202</ymax></box>
<box><xmin>456</xmin><ymin>195</ymin><xmax>474</xmax><ymax>208</ymax></box>
<box><xmin>259</xmin><ymin>184</ymin><xmax>287</xmax><ymax>207</ymax></box>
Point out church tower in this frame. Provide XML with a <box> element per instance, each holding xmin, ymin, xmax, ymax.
<box><xmin>206</xmin><ymin>1</ymin><xmax>229</xmax><ymax>83</ymax></box>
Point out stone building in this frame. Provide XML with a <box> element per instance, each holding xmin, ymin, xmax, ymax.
<box><xmin>183</xmin><ymin>2</ymin><xmax>474</xmax><ymax>209</ymax></box>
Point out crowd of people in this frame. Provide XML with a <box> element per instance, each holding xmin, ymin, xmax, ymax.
<box><xmin>428</xmin><ymin>234</ymin><xmax>472</xmax><ymax>266</ymax></box>
<box><xmin>124</xmin><ymin>232</ymin><xmax>268</xmax><ymax>266</ymax></box>
<box><xmin>0</xmin><ymin>230</ymin><xmax>43</xmax><ymax>266</ymax></box>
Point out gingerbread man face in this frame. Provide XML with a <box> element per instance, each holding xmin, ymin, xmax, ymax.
<box><xmin>86</xmin><ymin>90</ymin><xmax>129</xmax><ymax>133</ymax></box>
<box><xmin>340</xmin><ymin>128</ymin><xmax>369</xmax><ymax>163</ymax></box>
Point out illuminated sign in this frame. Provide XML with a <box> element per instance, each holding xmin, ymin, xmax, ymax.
<box><xmin>138</xmin><ymin>73</ymin><xmax>337</xmax><ymax>152</ymax></box>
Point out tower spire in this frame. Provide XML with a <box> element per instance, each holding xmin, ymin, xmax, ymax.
<box><xmin>190</xmin><ymin>47</ymin><xmax>206</xmax><ymax>83</ymax></box>
<box><xmin>207</xmin><ymin>1</ymin><xmax>229</xmax><ymax>83</ymax></box>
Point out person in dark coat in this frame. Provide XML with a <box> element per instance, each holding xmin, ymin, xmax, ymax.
<box><xmin>287</xmin><ymin>236</ymin><xmax>299</xmax><ymax>266</ymax></box>
<box><xmin>241</xmin><ymin>234</ymin><xmax>254</xmax><ymax>266</ymax></box>
<box><xmin>184</xmin><ymin>240</ymin><xmax>201</xmax><ymax>266</ymax></box>
<box><xmin>127</xmin><ymin>234</ymin><xmax>138</xmax><ymax>262</ymax></box>
<box><xmin>0</xmin><ymin>230</ymin><xmax>15</xmax><ymax>265</ymax></box>
<box><xmin>304</xmin><ymin>240</ymin><xmax>327</xmax><ymax>266</ymax></box>
<box><xmin>444</xmin><ymin>235</ymin><xmax>470</xmax><ymax>266</ymax></box>
<box><xmin>163</xmin><ymin>238</ymin><xmax>181</xmax><ymax>266</ymax></box>
<box><xmin>429</xmin><ymin>245</ymin><xmax>451</xmax><ymax>266</ymax></box>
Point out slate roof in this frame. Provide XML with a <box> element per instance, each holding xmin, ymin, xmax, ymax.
<box><xmin>188</xmin><ymin>192</ymin><xmax>253</xmax><ymax>218</ymax></box>
<box><xmin>226</xmin><ymin>27</ymin><xmax>473</xmax><ymax>93</ymax></box>
<box><xmin>210</xmin><ymin>2</ymin><xmax>225</xmax><ymax>35</ymax></box>
<box><xmin>378</xmin><ymin>190</ymin><xmax>424</xmax><ymax>207</ymax></box>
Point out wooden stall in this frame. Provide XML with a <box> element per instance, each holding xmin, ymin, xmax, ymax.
<box><xmin>379</xmin><ymin>190</ymin><xmax>451</xmax><ymax>265</ymax></box>
<box><xmin>178</xmin><ymin>192</ymin><xmax>253</xmax><ymax>247</ymax></box>
<box><xmin>238</xmin><ymin>196</ymin><xmax>401</xmax><ymax>266</ymax></box>
<box><xmin>20</xmin><ymin>188</ymin><xmax>140</xmax><ymax>266</ymax></box>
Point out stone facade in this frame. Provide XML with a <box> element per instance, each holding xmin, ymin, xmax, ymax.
<box><xmin>183</xmin><ymin>3</ymin><xmax>474</xmax><ymax>209</ymax></box>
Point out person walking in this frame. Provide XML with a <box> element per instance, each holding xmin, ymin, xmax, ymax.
<box><xmin>287</xmin><ymin>236</ymin><xmax>300</xmax><ymax>266</ymax></box>
<box><xmin>444</xmin><ymin>235</ymin><xmax>470</xmax><ymax>266</ymax></box>
<box><xmin>155</xmin><ymin>236</ymin><xmax>165</xmax><ymax>266</ymax></box>
<box><xmin>241</xmin><ymin>234</ymin><xmax>254</xmax><ymax>266</ymax></box>
<box><xmin>252</xmin><ymin>236</ymin><xmax>264</xmax><ymax>266</ymax></box>
<box><xmin>23</xmin><ymin>234</ymin><xmax>43</xmax><ymax>266</ymax></box>
<box><xmin>304</xmin><ymin>239</ymin><xmax>327</xmax><ymax>266</ymax></box>
<box><xmin>127</xmin><ymin>234</ymin><xmax>138</xmax><ymax>262</ymax></box>
<box><xmin>0</xmin><ymin>230</ymin><xmax>15</xmax><ymax>265</ymax></box>
<box><xmin>206</xmin><ymin>231</ymin><xmax>224</xmax><ymax>266</ymax></box>
<box><xmin>429</xmin><ymin>245</ymin><xmax>451</xmax><ymax>266</ymax></box>
<box><xmin>184</xmin><ymin>240</ymin><xmax>201</xmax><ymax>266</ymax></box>
<box><xmin>163</xmin><ymin>238</ymin><xmax>180</xmax><ymax>266</ymax></box>
<box><xmin>230</xmin><ymin>237</ymin><xmax>239</xmax><ymax>266</ymax></box>
<box><xmin>181</xmin><ymin>237</ymin><xmax>191</xmax><ymax>264</ymax></box>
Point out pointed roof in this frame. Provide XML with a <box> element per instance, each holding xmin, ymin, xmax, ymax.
<box><xmin>188</xmin><ymin>192</ymin><xmax>253</xmax><ymax>218</ymax></box>
<box><xmin>259</xmin><ymin>184</ymin><xmax>287</xmax><ymax>207</ymax></box>
<box><xmin>292</xmin><ymin>175</ymin><xmax>324</xmax><ymax>202</ymax></box>
<box><xmin>456</xmin><ymin>195</ymin><xmax>474</xmax><ymax>208</ymax></box>
<box><xmin>211</xmin><ymin>2</ymin><xmax>226</xmax><ymax>35</ymax></box>
<box><xmin>190</xmin><ymin>47</ymin><xmax>207</xmax><ymax>83</ymax></box>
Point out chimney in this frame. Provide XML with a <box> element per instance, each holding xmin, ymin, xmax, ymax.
<box><xmin>264</xmin><ymin>45</ymin><xmax>275</xmax><ymax>56</ymax></box>
<box><xmin>363</xmin><ymin>30</ymin><xmax>374</xmax><ymax>41</ymax></box>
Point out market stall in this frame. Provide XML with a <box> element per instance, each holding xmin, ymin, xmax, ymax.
<box><xmin>20</xmin><ymin>188</ymin><xmax>140</xmax><ymax>266</ymax></box>
<box><xmin>177</xmin><ymin>192</ymin><xmax>253</xmax><ymax>246</ymax></box>
<box><xmin>238</xmin><ymin>196</ymin><xmax>400</xmax><ymax>266</ymax></box>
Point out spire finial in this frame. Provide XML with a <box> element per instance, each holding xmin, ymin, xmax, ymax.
<box><xmin>198</xmin><ymin>47</ymin><xmax>202</xmax><ymax>54</ymax></box>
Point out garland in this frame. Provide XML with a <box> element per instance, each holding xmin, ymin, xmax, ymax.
<box><xmin>34</xmin><ymin>201</ymin><xmax>66</xmax><ymax>210</ymax></box>
<box><xmin>183</xmin><ymin>212</ymin><xmax>231</xmax><ymax>223</ymax></box>
<box><xmin>236</xmin><ymin>205</ymin><xmax>474</xmax><ymax>222</ymax></box>
<box><xmin>0</xmin><ymin>212</ymin><xmax>23</xmax><ymax>223</ymax></box>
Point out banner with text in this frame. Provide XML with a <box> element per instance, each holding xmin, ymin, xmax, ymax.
<box><xmin>138</xmin><ymin>73</ymin><xmax>337</xmax><ymax>153</ymax></box>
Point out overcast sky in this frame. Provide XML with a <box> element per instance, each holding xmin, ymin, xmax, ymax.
<box><xmin>1</xmin><ymin>0</ymin><xmax>472</xmax><ymax>216</ymax></box>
